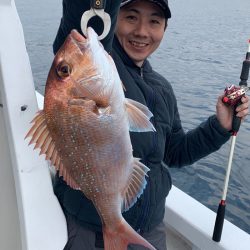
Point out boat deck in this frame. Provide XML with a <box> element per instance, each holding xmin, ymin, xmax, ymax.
<box><xmin>167</xmin><ymin>226</ymin><xmax>192</xmax><ymax>250</ymax></box>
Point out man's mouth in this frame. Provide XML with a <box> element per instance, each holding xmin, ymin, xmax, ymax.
<box><xmin>130</xmin><ymin>40</ymin><xmax>148</xmax><ymax>48</ymax></box>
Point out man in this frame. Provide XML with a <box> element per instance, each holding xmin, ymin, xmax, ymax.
<box><xmin>53</xmin><ymin>1</ymin><xmax>249</xmax><ymax>249</ymax></box>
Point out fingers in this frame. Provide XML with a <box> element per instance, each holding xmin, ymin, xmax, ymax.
<box><xmin>241</xmin><ymin>95</ymin><xmax>249</xmax><ymax>104</ymax></box>
<box><xmin>217</xmin><ymin>94</ymin><xmax>228</xmax><ymax>108</ymax></box>
<box><xmin>236</xmin><ymin>95</ymin><xmax>249</xmax><ymax>118</ymax></box>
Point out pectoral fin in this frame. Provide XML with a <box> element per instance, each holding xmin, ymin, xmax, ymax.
<box><xmin>125</xmin><ymin>98</ymin><xmax>156</xmax><ymax>132</ymax></box>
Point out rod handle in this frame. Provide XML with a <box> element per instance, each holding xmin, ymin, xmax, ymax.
<box><xmin>232</xmin><ymin>102</ymin><xmax>242</xmax><ymax>133</ymax></box>
<box><xmin>212</xmin><ymin>201</ymin><xmax>226</xmax><ymax>242</ymax></box>
<box><xmin>239</xmin><ymin>60</ymin><xmax>250</xmax><ymax>86</ymax></box>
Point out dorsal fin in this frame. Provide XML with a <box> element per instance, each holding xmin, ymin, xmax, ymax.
<box><xmin>121</xmin><ymin>158</ymin><xmax>150</xmax><ymax>212</ymax></box>
<box><xmin>125</xmin><ymin>98</ymin><xmax>156</xmax><ymax>132</ymax></box>
<box><xmin>25</xmin><ymin>110</ymin><xmax>79</xmax><ymax>189</ymax></box>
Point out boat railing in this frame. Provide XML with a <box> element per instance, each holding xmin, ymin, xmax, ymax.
<box><xmin>165</xmin><ymin>185</ymin><xmax>250</xmax><ymax>250</ymax></box>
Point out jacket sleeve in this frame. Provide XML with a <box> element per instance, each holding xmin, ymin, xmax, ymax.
<box><xmin>163</xmin><ymin>89</ymin><xmax>231</xmax><ymax>168</ymax></box>
<box><xmin>53</xmin><ymin>0</ymin><xmax>122</xmax><ymax>54</ymax></box>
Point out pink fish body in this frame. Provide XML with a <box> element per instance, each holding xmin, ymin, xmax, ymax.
<box><xmin>26</xmin><ymin>28</ymin><xmax>156</xmax><ymax>250</ymax></box>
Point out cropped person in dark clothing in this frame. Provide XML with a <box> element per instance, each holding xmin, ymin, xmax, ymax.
<box><xmin>52</xmin><ymin>0</ymin><xmax>249</xmax><ymax>249</ymax></box>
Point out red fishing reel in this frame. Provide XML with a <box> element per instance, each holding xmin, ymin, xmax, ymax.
<box><xmin>222</xmin><ymin>85</ymin><xmax>249</xmax><ymax>106</ymax></box>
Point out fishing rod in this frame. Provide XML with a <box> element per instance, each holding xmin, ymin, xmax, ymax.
<box><xmin>212</xmin><ymin>39</ymin><xmax>250</xmax><ymax>242</ymax></box>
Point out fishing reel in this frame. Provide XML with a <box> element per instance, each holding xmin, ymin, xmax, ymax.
<box><xmin>222</xmin><ymin>85</ymin><xmax>249</xmax><ymax>106</ymax></box>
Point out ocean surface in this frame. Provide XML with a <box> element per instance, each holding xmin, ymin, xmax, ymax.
<box><xmin>15</xmin><ymin>0</ymin><xmax>250</xmax><ymax>234</ymax></box>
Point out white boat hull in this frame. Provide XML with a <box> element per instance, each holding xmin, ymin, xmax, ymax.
<box><xmin>0</xmin><ymin>1</ymin><xmax>67</xmax><ymax>250</ymax></box>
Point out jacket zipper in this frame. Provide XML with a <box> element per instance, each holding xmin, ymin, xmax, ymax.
<box><xmin>136</xmin><ymin>93</ymin><xmax>157</xmax><ymax>232</ymax></box>
<box><xmin>140</xmin><ymin>67</ymin><xmax>144</xmax><ymax>79</ymax></box>
<box><xmin>135</xmin><ymin>66</ymin><xmax>157</xmax><ymax>232</ymax></box>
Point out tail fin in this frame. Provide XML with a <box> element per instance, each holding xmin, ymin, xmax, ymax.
<box><xmin>103</xmin><ymin>219</ymin><xmax>156</xmax><ymax>250</ymax></box>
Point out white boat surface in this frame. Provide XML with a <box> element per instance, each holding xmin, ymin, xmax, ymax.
<box><xmin>0</xmin><ymin>1</ymin><xmax>250</xmax><ymax>249</ymax></box>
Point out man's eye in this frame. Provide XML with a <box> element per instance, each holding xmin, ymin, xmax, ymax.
<box><xmin>151</xmin><ymin>19</ymin><xmax>160</xmax><ymax>25</ymax></box>
<box><xmin>126</xmin><ymin>15</ymin><xmax>137</xmax><ymax>21</ymax></box>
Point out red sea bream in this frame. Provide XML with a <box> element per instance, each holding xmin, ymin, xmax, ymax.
<box><xmin>26</xmin><ymin>27</ymin><xmax>156</xmax><ymax>250</ymax></box>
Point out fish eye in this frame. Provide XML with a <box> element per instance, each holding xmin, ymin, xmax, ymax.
<box><xmin>56</xmin><ymin>62</ymin><xmax>72</xmax><ymax>78</ymax></box>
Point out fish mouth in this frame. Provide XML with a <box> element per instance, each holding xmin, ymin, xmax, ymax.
<box><xmin>69</xmin><ymin>28</ymin><xmax>102</xmax><ymax>53</ymax></box>
<box><xmin>70</xmin><ymin>29</ymin><xmax>87</xmax><ymax>43</ymax></box>
<box><xmin>68</xmin><ymin>29</ymin><xmax>89</xmax><ymax>53</ymax></box>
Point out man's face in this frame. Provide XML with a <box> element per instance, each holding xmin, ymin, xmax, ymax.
<box><xmin>115</xmin><ymin>0</ymin><xmax>167</xmax><ymax>67</ymax></box>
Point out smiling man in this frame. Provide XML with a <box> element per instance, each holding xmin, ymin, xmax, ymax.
<box><xmin>116</xmin><ymin>0</ymin><xmax>167</xmax><ymax>66</ymax></box>
<box><xmin>52</xmin><ymin>0</ymin><xmax>249</xmax><ymax>249</ymax></box>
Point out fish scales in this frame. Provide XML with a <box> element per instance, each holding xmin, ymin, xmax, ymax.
<box><xmin>49</xmin><ymin>105</ymin><xmax>131</xmax><ymax>194</ymax></box>
<box><xmin>26</xmin><ymin>27</ymin><xmax>156</xmax><ymax>250</ymax></box>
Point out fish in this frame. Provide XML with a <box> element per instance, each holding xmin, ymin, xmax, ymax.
<box><xmin>26</xmin><ymin>27</ymin><xmax>156</xmax><ymax>250</ymax></box>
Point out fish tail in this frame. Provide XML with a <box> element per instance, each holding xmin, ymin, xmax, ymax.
<box><xmin>103</xmin><ymin>219</ymin><xmax>156</xmax><ymax>250</ymax></box>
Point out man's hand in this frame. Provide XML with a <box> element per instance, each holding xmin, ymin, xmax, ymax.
<box><xmin>216</xmin><ymin>95</ymin><xmax>249</xmax><ymax>131</ymax></box>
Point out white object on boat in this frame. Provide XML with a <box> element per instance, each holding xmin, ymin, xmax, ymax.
<box><xmin>0</xmin><ymin>1</ymin><xmax>250</xmax><ymax>250</ymax></box>
<box><xmin>0</xmin><ymin>1</ymin><xmax>67</xmax><ymax>250</ymax></box>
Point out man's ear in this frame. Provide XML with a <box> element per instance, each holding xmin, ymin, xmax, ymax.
<box><xmin>164</xmin><ymin>19</ymin><xmax>168</xmax><ymax>31</ymax></box>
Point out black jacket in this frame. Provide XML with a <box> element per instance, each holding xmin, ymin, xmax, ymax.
<box><xmin>53</xmin><ymin>0</ymin><xmax>231</xmax><ymax>233</ymax></box>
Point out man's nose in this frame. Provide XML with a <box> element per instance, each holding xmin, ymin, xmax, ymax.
<box><xmin>133</xmin><ymin>21</ymin><xmax>149</xmax><ymax>37</ymax></box>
